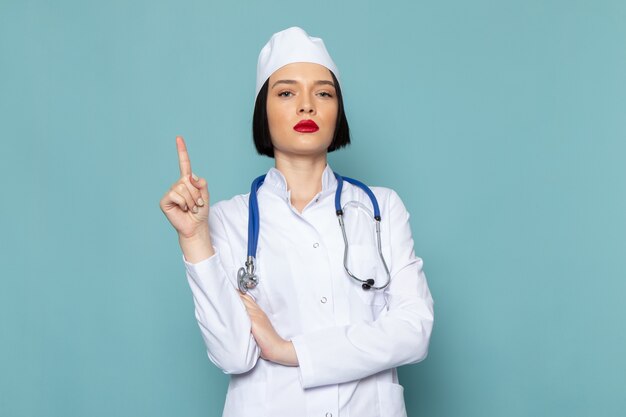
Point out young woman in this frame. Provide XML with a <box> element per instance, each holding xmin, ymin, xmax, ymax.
<box><xmin>160</xmin><ymin>26</ymin><xmax>434</xmax><ymax>417</ymax></box>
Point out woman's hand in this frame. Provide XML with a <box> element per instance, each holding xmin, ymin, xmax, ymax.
<box><xmin>159</xmin><ymin>136</ymin><xmax>210</xmax><ymax>239</ymax></box>
<box><xmin>239</xmin><ymin>293</ymin><xmax>299</xmax><ymax>367</ymax></box>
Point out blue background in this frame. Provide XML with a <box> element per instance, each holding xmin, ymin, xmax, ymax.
<box><xmin>1</xmin><ymin>1</ymin><xmax>625</xmax><ymax>416</ymax></box>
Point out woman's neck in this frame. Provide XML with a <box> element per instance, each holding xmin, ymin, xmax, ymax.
<box><xmin>274</xmin><ymin>152</ymin><xmax>328</xmax><ymax>213</ymax></box>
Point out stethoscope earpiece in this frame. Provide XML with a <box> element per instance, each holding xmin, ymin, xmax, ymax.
<box><xmin>361</xmin><ymin>279</ymin><xmax>376</xmax><ymax>290</ymax></box>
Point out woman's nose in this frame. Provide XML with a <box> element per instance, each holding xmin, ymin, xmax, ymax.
<box><xmin>298</xmin><ymin>95</ymin><xmax>316</xmax><ymax>115</ymax></box>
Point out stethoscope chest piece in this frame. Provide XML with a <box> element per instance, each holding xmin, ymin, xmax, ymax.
<box><xmin>237</xmin><ymin>256</ymin><xmax>258</xmax><ymax>294</ymax></box>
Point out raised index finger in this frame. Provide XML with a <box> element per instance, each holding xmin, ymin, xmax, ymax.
<box><xmin>176</xmin><ymin>136</ymin><xmax>192</xmax><ymax>177</ymax></box>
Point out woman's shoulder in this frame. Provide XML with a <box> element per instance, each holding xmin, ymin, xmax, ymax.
<box><xmin>365</xmin><ymin>185</ymin><xmax>410</xmax><ymax>217</ymax></box>
<box><xmin>343</xmin><ymin>180</ymin><xmax>408</xmax><ymax>218</ymax></box>
<box><xmin>368</xmin><ymin>185</ymin><xmax>396</xmax><ymax>197</ymax></box>
<box><xmin>209</xmin><ymin>192</ymin><xmax>250</xmax><ymax>222</ymax></box>
<box><xmin>361</xmin><ymin>184</ymin><xmax>403</xmax><ymax>204</ymax></box>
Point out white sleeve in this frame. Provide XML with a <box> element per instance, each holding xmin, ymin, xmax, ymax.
<box><xmin>290</xmin><ymin>189</ymin><xmax>434</xmax><ymax>389</ymax></box>
<box><xmin>182</xmin><ymin>206</ymin><xmax>260</xmax><ymax>374</ymax></box>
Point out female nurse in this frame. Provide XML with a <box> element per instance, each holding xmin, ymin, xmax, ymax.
<box><xmin>159</xmin><ymin>26</ymin><xmax>434</xmax><ymax>417</ymax></box>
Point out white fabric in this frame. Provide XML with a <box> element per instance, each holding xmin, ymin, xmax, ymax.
<box><xmin>182</xmin><ymin>164</ymin><xmax>434</xmax><ymax>417</ymax></box>
<box><xmin>255</xmin><ymin>26</ymin><xmax>340</xmax><ymax>100</ymax></box>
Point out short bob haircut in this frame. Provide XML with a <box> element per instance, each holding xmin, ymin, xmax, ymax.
<box><xmin>252</xmin><ymin>69</ymin><xmax>350</xmax><ymax>158</ymax></box>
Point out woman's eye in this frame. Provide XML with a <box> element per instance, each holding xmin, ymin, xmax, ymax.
<box><xmin>318</xmin><ymin>91</ymin><xmax>334</xmax><ymax>98</ymax></box>
<box><xmin>278</xmin><ymin>91</ymin><xmax>293</xmax><ymax>97</ymax></box>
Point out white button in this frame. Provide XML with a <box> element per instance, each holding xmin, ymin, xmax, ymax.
<box><xmin>313</xmin><ymin>242</ymin><xmax>319</xmax><ymax>248</ymax></box>
<box><xmin>320</xmin><ymin>296</ymin><xmax>327</xmax><ymax>303</ymax></box>
<box><xmin>326</xmin><ymin>413</ymin><xmax>333</xmax><ymax>417</ymax></box>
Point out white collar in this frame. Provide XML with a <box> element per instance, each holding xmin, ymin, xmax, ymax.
<box><xmin>262</xmin><ymin>163</ymin><xmax>338</xmax><ymax>198</ymax></box>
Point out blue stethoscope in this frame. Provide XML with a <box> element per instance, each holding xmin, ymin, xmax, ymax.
<box><xmin>237</xmin><ymin>172</ymin><xmax>392</xmax><ymax>294</ymax></box>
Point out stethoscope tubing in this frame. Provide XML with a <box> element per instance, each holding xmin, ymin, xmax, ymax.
<box><xmin>248</xmin><ymin>174</ymin><xmax>266</xmax><ymax>258</ymax></box>
<box><xmin>239</xmin><ymin>172</ymin><xmax>391</xmax><ymax>293</ymax></box>
<box><xmin>334</xmin><ymin>173</ymin><xmax>381</xmax><ymax>220</ymax></box>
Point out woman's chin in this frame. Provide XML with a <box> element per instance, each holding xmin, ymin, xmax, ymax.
<box><xmin>274</xmin><ymin>145</ymin><xmax>330</xmax><ymax>159</ymax></box>
<box><xmin>273</xmin><ymin>138</ymin><xmax>332</xmax><ymax>158</ymax></box>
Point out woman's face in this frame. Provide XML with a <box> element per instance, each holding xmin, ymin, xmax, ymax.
<box><xmin>266</xmin><ymin>62</ymin><xmax>338</xmax><ymax>158</ymax></box>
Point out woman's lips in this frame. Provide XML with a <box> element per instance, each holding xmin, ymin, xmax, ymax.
<box><xmin>293</xmin><ymin>119</ymin><xmax>319</xmax><ymax>133</ymax></box>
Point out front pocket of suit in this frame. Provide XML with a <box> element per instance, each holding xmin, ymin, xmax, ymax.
<box><xmin>377</xmin><ymin>381</ymin><xmax>407</xmax><ymax>417</ymax></box>
<box><xmin>223</xmin><ymin>381</ymin><xmax>267</xmax><ymax>417</ymax></box>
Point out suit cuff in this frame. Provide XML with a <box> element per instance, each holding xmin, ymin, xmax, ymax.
<box><xmin>181</xmin><ymin>247</ymin><xmax>223</xmax><ymax>285</ymax></box>
<box><xmin>290</xmin><ymin>334</ymin><xmax>315</xmax><ymax>389</ymax></box>
<box><xmin>181</xmin><ymin>247</ymin><xmax>219</xmax><ymax>266</ymax></box>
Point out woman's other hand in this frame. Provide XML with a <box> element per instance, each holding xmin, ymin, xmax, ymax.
<box><xmin>239</xmin><ymin>293</ymin><xmax>299</xmax><ymax>367</ymax></box>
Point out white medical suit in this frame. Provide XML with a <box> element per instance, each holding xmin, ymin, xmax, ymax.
<box><xmin>182</xmin><ymin>164</ymin><xmax>434</xmax><ymax>417</ymax></box>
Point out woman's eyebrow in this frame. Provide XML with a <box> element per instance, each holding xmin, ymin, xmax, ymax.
<box><xmin>271</xmin><ymin>79</ymin><xmax>335</xmax><ymax>89</ymax></box>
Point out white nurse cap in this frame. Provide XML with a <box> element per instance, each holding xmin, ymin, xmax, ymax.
<box><xmin>255</xmin><ymin>26</ymin><xmax>340</xmax><ymax>100</ymax></box>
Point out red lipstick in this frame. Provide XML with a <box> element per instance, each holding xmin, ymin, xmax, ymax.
<box><xmin>293</xmin><ymin>119</ymin><xmax>319</xmax><ymax>133</ymax></box>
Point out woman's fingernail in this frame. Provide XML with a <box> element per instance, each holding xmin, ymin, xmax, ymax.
<box><xmin>192</xmin><ymin>206</ymin><xmax>198</xmax><ymax>213</ymax></box>
<box><xmin>197</xmin><ymin>198</ymin><xmax>204</xmax><ymax>206</ymax></box>
<box><xmin>192</xmin><ymin>173</ymin><xmax>198</xmax><ymax>181</ymax></box>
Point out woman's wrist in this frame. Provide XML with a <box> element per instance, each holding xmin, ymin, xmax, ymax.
<box><xmin>178</xmin><ymin>229</ymin><xmax>215</xmax><ymax>263</ymax></box>
<box><xmin>271</xmin><ymin>340</ymin><xmax>299</xmax><ymax>367</ymax></box>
